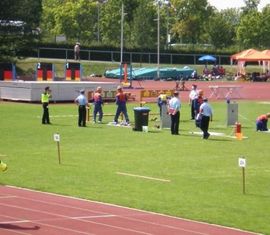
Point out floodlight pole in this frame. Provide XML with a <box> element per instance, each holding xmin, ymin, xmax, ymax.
<box><xmin>97</xmin><ymin>3</ymin><xmax>100</xmax><ymax>43</ymax></box>
<box><xmin>157</xmin><ymin>1</ymin><xmax>160</xmax><ymax>79</ymax></box>
<box><xmin>120</xmin><ymin>2</ymin><xmax>124</xmax><ymax>64</ymax></box>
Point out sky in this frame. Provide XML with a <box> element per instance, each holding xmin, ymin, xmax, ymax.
<box><xmin>208</xmin><ymin>0</ymin><xmax>269</xmax><ymax>11</ymax></box>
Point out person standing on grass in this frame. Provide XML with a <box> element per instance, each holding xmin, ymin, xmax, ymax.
<box><xmin>199</xmin><ymin>98</ymin><xmax>213</xmax><ymax>139</ymax></box>
<box><xmin>157</xmin><ymin>91</ymin><xmax>167</xmax><ymax>117</ymax></box>
<box><xmin>189</xmin><ymin>84</ymin><xmax>198</xmax><ymax>120</ymax></box>
<box><xmin>75</xmin><ymin>89</ymin><xmax>88</xmax><ymax>127</ymax></box>
<box><xmin>168</xmin><ymin>91</ymin><xmax>181</xmax><ymax>135</ymax></box>
<box><xmin>114</xmin><ymin>86</ymin><xmax>129</xmax><ymax>124</ymax></box>
<box><xmin>93</xmin><ymin>86</ymin><xmax>103</xmax><ymax>123</ymax></box>
<box><xmin>41</xmin><ymin>86</ymin><xmax>52</xmax><ymax>124</ymax></box>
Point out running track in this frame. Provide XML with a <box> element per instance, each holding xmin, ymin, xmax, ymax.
<box><xmin>0</xmin><ymin>186</ymin><xmax>258</xmax><ymax>235</ymax></box>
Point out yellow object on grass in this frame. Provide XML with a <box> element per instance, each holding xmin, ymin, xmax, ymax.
<box><xmin>0</xmin><ymin>160</ymin><xmax>8</xmax><ymax>172</ymax></box>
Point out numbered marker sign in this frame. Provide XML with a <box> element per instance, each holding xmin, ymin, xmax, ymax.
<box><xmin>238</xmin><ymin>158</ymin><xmax>246</xmax><ymax>168</ymax></box>
<box><xmin>53</xmin><ymin>133</ymin><xmax>60</xmax><ymax>142</ymax></box>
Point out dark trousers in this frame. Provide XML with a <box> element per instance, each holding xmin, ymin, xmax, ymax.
<box><xmin>256</xmin><ymin>120</ymin><xmax>268</xmax><ymax>131</ymax></box>
<box><xmin>170</xmin><ymin>111</ymin><xmax>180</xmax><ymax>135</ymax></box>
<box><xmin>78</xmin><ymin>105</ymin><xmax>86</xmax><ymax>126</ymax></box>
<box><xmin>114</xmin><ymin>105</ymin><xmax>129</xmax><ymax>123</ymax></box>
<box><xmin>200</xmin><ymin>115</ymin><xmax>210</xmax><ymax>138</ymax></box>
<box><xmin>42</xmin><ymin>103</ymin><xmax>50</xmax><ymax>124</ymax></box>
<box><xmin>93</xmin><ymin>105</ymin><xmax>103</xmax><ymax>122</ymax></box>
<box><xmin>191</xmin><ymin>100</ymin><xmax>196</xmax><ymax>119</ymax></box>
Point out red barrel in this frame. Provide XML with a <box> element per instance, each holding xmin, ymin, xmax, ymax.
<box><xmin>235</xmin><ymin>122</ymin><xmax>241</xmax><ymax>134</ymax></box>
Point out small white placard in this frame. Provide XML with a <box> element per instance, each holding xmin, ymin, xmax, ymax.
<box><xmin>53</xmin><ymin>134</ymin><xmax>60</xmax><ymax>142</ymax></box>
<box><xmin>238</xmin><ymin>158</ymin><xmax>246</xmax><ymax>168</ymax></box>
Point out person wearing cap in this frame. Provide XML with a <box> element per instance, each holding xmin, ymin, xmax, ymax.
<box><xmin>157</xmin><ymin>91</ymin><xmax>167</xmax><ymax>117</ymax></box>
<box><xmin>194</xmin><ymin>89</ymin><xmax>204</xmax><ymax>118</ymax></box>
<box><xmin>199</xmin><ymin>98</ymin><xmax>213</xmax><ymax>139</ymax></box>
<box><xmin>75</xmin><ymin>89</ymin><xmax>88</xmax><ymax>127</ymax></box>
<box><xmin>189</xmin><ymin>84</ymin><xmax>198</xmax><ymax>120</ymax></box>
<box><xmin>168</xmin><ymin>91</ymin><xmax>181</xmax><ymax>135</ymax></box>
<box><xmin>256</xmin><ymin>113</ymin><xmax>270</xmax><ymax>131</ymax></box>
<box><xmin>93</xmin><ymin>86</ymin><xmax>103</xmax><ymax>123</ymax></box>
<box><xmin>114</xmin><ymin>86</ymin><xmax>129</xmax><ymax>124</ymax></box>
<box><xmin>41</xmin><ymin>86</ymin><xmax>52</xmax><ymax>124</ymax></box>
<box><xmin>74</xmin><ymin>42</ymin><xmax>80</xmax><ymax>60</ymax></box>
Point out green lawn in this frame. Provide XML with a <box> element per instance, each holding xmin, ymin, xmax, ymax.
<box><xmin>0</xmin><ymin>101</ymin><xmax>270</xmax><ymax>234</ymax></box>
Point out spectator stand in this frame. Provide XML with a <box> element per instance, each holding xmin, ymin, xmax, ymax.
<box><xmin>36</xmin><ymin>63</ymin><xmax>55</xmax><ymax>81</ymax></box>
<box><xmin>0</xmin><ymin>63</ymin><xmax>16</xmax><ymax>81</ymax></box>
<box><xmin>65</xmin><ymin>62</ymin><xmax>82</xmax><ymax>81</ymax></box>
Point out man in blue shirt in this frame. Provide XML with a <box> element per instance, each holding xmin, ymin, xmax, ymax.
<box><xmin>75</xmin><ymin>89</ymin><xmax>88</xmax><ymax>127</ymax></box>
<box><xmin>199</xmin><ymin>98</ymin><xmax>213</xmax><ymax>139</ymax></box>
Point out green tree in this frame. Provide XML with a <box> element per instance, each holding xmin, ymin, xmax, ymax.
<box><xmin>259</xmin><ymin>4</ymin><xmax>270</xmax><ymax>48</ymax></box>
<box><xmin>208</xmin><ymin>9</ymin><xmax>240</xmax><ymax>48</ymax></box>
<box><xmin>242</xmin><ymin>0</ymin><xmax>260</xmax><ymax>14</ymax></box>
<box><xmin>42</xmin><ymin>0</ymin><xmax>98</xmax><ymax>44</ymax></box>
<box><xmin>0</xmin><ymin>0</ymin><xmax>42</xmax><ymax>61</ymax></box>
<box><xmin>170</xmin><ymin>0</ymin><xmax>214</xmax><ymax>44</ymax></box>
<box><xmin>236</xmin><ymin>11</ymin><xmax>262</xmax><ymax>48</ymax></box>
<box><xmin>132</xmin><ymin>0</ymin><xmax>157</xmax><ymax>49</ymax></box>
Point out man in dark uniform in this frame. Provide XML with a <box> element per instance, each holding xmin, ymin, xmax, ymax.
<box><xmin>41</xmin><ymin>86</ymin><xmax>52</xmax><ymax>124</ymax></box>
<box><xmin>75</xmin><ymin>89</ymin><xmax>88</xmax><ymax>127</ymax></box>
<box><xmin>199</xmin><ymin>98</ymin><xmax>213</xmax><ymax>139</ymax></box>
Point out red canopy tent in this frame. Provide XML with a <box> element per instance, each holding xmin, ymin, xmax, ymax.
<box><xmin>231</xmin><ymin>49</ymin><xmax>270</xmax><ymax>75</ymax></box>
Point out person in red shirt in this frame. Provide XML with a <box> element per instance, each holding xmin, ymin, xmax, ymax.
<box><xmin>114</xmin><ymin>86</ymin><xmax>129</xmax><ymax>124</ymax></box>
<box><xmin>256</xmin><ymin>113</ymin><xmax>270</xmax><ymax>131</ymax></box>
<box><xmin>93</xmin><ymin>86</ymin><xmax>103</xmax><ymax>123</ymax></box>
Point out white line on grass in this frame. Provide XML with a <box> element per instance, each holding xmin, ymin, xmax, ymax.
<box><xmin>116</xmin><ymin>172</ymin><xmax>171</xmax><ymax>183</ymax></box>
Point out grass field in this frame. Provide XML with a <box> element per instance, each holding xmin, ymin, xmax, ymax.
<box><xmin>1</xmin><ymin>100</ymin><xmax>270</xmax><ymax>234</ymax></box>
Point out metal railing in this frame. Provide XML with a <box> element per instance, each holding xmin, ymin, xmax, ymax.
<box><xmin>37</xmin><ymin>47</ymin><xmax>231</xmax><ymax>65</ymax></box>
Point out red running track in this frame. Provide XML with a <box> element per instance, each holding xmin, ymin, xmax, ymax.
<box><xmin>0</xmin><ymin>186</ymin><xmax>258</xmax><ymax>235</ymax></box>
<box><xmin>90</xmin><ymin>77</ymin><xmax>270</xmax><ymax>102</ymax></box>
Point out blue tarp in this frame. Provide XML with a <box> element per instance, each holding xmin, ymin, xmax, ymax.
<box><xmin>104</xmin><ymin>66</ymin><xmax>195</xmax><ymax>80</ymax></box>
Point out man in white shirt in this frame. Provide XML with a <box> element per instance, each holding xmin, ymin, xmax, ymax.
<box><xmin>75</xmin><ymin>89</ymin><xmax>88</xmax><ymax>127</ymax></box>
<box><xmin>189</xmin><ymin>84</ymin><xmax>198</xmax><ymax>120</ymax></box>
<box><xmin>199</xmin><ymin>98</ymin><xmax>213</xmax><ymax>139</ymax></box>
<box><xmin>168</xmin><ymin>91</ymin><xmax>181</xmax><ymax>135</ymax></box>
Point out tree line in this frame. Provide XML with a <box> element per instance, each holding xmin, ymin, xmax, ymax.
<box><xmin>1</xmin><ymin>0</ymin><xmax>270</xmax><ymax>61</ymax></box>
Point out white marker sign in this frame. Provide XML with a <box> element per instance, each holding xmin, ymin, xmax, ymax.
<box><xmin>238</xmin><ymin>158</ymin><xmax>246</xmax><ymax>168</ymax></box>
<box><xmin>53</xmin><ymin>133</ymin><xmax>60</xmax><ymax>142</ymax></box>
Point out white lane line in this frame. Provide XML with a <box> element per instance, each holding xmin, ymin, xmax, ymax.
<box><xmin>0</xmin><ymin>220</ymin><xmax>30</xmax><ymax>224</ymax></box>
<box><xmin>116</xmin><ymin>172</ymin><xmax>171</xmax><ymax>183</ymax></box>
<box><xmin>0</xmin><ymin>195</ymin><xmax>17</xmax><ymax>199</ymax></box>
<box><xmin>0</xmin><ymin>203</ymin><xmax>149</xmax><ymax>235</ymax></box>
<box><xmin>71</xmin><ymin>214</ymin><xmax>116</xmax><ymax>220</ymax></box>
<box><xmin>3</xmin><ymin>185</ymin><xmax>258</xmax><ymax>235</ymax></box>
